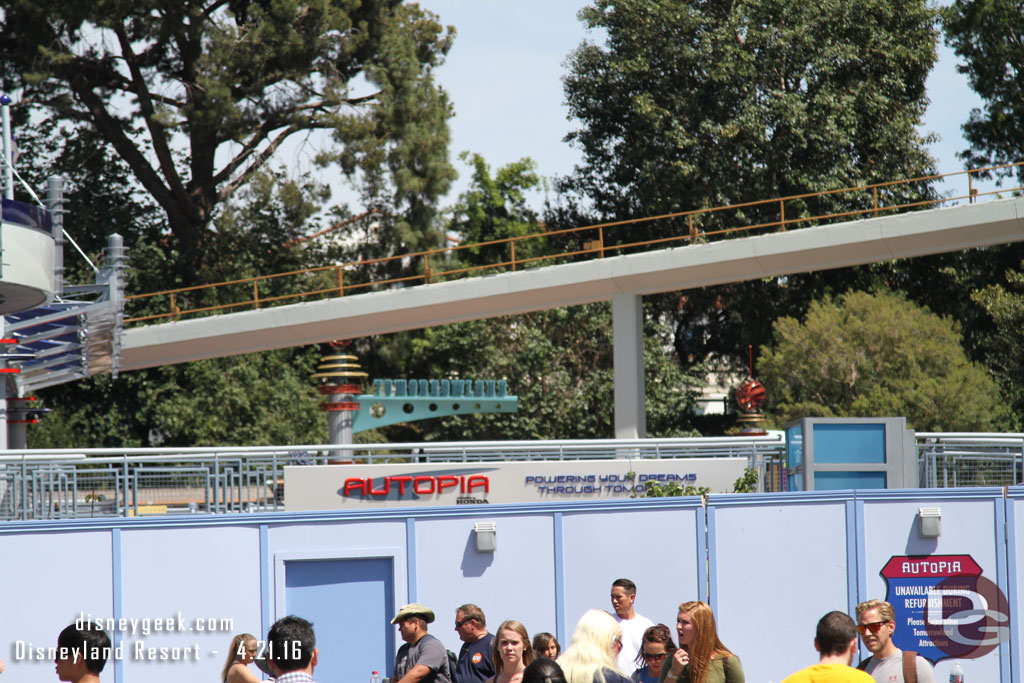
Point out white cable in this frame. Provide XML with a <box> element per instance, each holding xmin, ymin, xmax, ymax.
<box><xmin>0</xmin><ymin>146</ymin><xmax>43</xmax><ymax>207</ymax></box>
<box><xmin>62</xmin><ymin>229</ymin><xmax>99</xmax><ymax>273</ymax></box>
<box><xmin>0</xmin><ymin>126</ymin><xmax>100</xmax><ymax>273</ymax></box>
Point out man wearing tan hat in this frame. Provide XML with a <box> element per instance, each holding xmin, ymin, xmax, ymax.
<box><xmin>392</xmin><ymin>603</ymin><xmax>452</xmax><ymax>683</ymax></box>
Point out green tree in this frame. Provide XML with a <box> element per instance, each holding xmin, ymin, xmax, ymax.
<box><xmin>943</xmin><ymin>0</ymin><xmax>1024</xmax><ymax>186</ymax></box>
<box><xmin>19</xmin><ymin>121</ymin><xmax>336</xmax><ymax>448</ymax></box>
<box><xmin>758</xmin><ymin>291</ymin><xmax>1009</xmax><ymax>431</ymax></box>
<box><xmin>390</xmin><ymin>303</ymin><xmax>701</xmax><ymax>441</ymax></box>
<box><xmin>937</xmin><ymin>1</ymin><xmax>1024</xmax><ymax>412</ymax></box>
<box><xmin>27</xmin><ymin>161</ymin><xmax>333</xmax><ymax>448</ymax></box>
<box><xmin>564</xmin><ymin>0</ymin><xmax>937</xmax><ymax>225</ymax></box>
<box><xmin>30</xmin><ymin>347</ymin><xmax>327</xmax><ymax>448</ymax></box>
<box><xmin>352</xmin><ymin>156</ymin><xmax>701</xmax><ymax>441</ymax></box>
<box><xmin>11</xmin><ymin>113</ymin><xmax>166</xmax><ymax>288</ymax></box>
<box><xmin>0</xmin><ymin>0</ymin><xmax>455</xmax><ymax>274</ymax></box>
<box><xmin>446</xmin><ymin>152</ymin><xmax>548</xmax><ymax>268</ymax></box>
<box><xmin>560</xmin><ymin>0</ymin><xmax>940</xmax><ymax>375</ymax></box>
<box><xmin>971</xmin><ymin>264</ymin><xmax>1024</xmax><ymax>429</ymax></box>
<box><xmin>8</xmin><ymin>1</ymin><xmax>458</xmax><ymax>448</ymax></box>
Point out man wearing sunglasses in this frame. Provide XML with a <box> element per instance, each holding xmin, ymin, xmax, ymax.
<box><xmin>454</xmin><ymin>604</ymin><xmax>494</xmax><ymax>683</ymax></box>
<box><xmin>854</xmin><ymin>600</ymin><xmax>935</xmax><ymax>683</ymax></box>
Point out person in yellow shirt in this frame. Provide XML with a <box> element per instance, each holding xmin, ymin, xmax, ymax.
<box><xmin>781</xmin><ymin>612</ymin><xmax>874</xmax><ymax>683</ymax></box>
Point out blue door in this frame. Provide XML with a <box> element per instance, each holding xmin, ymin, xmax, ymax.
<box><xmin>285</xmin><ymin>558</ymin><xmax>396</xmax><ymax>683</ymax></box>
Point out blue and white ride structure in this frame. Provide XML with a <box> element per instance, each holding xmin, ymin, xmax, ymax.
<box><xmin>0</xmin><ymin>94</ymin><xmax>127</xmax><ymax>447</ymax></box>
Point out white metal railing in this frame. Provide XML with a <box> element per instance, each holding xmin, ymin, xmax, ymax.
<box><xmin>0</xmin><ymin>437</ymin><xmax>786</xmax><ymax>520</ymax></box>
<box><xmin>4</xmin><ymin>432</ymin><xmax>1021</xmax><ymax>521</ymax></box>
<box><xmin>916</xmin><ymin>432</ymin><xmax>1024</xmax><ymax>488</ymax></box>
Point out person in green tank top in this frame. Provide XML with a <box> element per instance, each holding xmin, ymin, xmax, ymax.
<box><xmin>660</xmin><ymin>601</ymin><xmax>743</xmax><ymax>683</ymax></box>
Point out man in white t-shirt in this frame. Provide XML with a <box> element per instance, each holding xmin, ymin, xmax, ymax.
<box><xmin>610</xmin><ymin>578</ymin><xmax>654</xmax><ymax>675</ymax></box>
<box><xmin>855</xmin><ymin>599</ymin><xmax>935</xmax><ymax>683</ymax></box>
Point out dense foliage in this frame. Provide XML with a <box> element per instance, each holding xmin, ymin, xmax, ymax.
<box><xmin>349</xmin><ymin>155</ymin><xmax>703</xmax><ymax>442</ymax></box>
<box><xmin>564</xmin><ymin>0</ymin><xmax>937</xmax><ymax>224</ymax></box>
<box><xmin>0</xmin><ymin>0</ymin><xmax>455</xmax><ymax>275</ymax></box>
<box><xmin>560</xmin><ymin>0</ymin><xmax>941</xmax><ymax>375</ymax></box>
<box><xmin>943</xmin><ymin>0</ymin><xmax>1024</xmax><ymax>186</ymax></box>
<box><xmin>758</xmin><ymin>291</ymin><xmax>1008</xmax><ymax>431</ymax></box>
<box><xmin>16</xmin><ymin>0</ymin><xmax>1024</xmax><ymax>446</ymax></box>
<box><xmin>971</xmin><ymin>264</ymin><xmax>1024</xmax><ymax>429</ymax></box>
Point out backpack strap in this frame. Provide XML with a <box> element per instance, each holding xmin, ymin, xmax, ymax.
<box><xmin>902</xmin><ymin>651</ymin><xmax>917</xmax><ymax>683</ymax></box>
<box><xmin>856</xmin><ymin>657</ymin><xmax>870</xmax><ymax>671</ymax></box>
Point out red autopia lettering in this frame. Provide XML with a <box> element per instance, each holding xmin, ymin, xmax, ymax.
<box><xmin>391</xmin><ymin>476</ymin><xmax>413</xmax><ymax>495</ymax></box>
<box><xmin>466</xmin><ymin>475</ymin><xmax>489</xmax><ymax>493</ymax></box>
<box><xmin>343</xmin><ymin>475</ymin><xmax>491</xmax><ymax>497</ymax></box>
<box><xmin>343</xmin><ymin>478</ymin><xmax>368</xmax><ymax>496</ymax></box>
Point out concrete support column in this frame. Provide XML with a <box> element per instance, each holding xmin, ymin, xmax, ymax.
<box><xmin>613</xmin><ymin>293</ymin><xmax>646</xmax><ymax>439</ymax></box>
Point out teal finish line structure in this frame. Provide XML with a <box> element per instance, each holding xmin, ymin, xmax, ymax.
<box><xmin>352</xmin><ymin>378</ymin><xmax>519</xmax><ymax>432</ymax></box>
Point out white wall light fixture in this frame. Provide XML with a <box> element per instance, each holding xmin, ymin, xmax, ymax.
<box><xmin>474</xmin><ymin>522</ymin><xmax>497</xmax><ymax>552</ymax></box>
<box><xmin>918</xmin><ymin>507</ymin><xmax>941</xmax><ymax>538</ymax></box>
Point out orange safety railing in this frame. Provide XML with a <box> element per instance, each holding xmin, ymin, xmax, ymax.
<box><xmin>125</xmin><ymin>162</ymin><xmax>1024</xmax><ymax>325</ymax></box>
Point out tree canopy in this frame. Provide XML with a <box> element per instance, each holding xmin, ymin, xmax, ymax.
<box><xmin>0</xmin><ymin>0</ymin><xmax>455</xmax><ymax>273</ymax></box>
<box><xmin>943</xmin><ymin>0</ymin><xmax>1024</xmax><ymax>186</ymax></box>
<box><xmin>563</xmin><ymin>0</ymin><xmax>938</xmax><ymax>224</ymax></box>
<box><xmin>758</xmin><ymin>291</ymin><xmax>1009</xmax><ymax>431</ymax></box>
<box><xmin>20</xmin><ymin>0</ymin><xmax>1024</xmax><ymax>447</ymax></box>
<box><xmin>971</xmin><ymin>263</ymin><xmax>1024</xmax><ymax>430</ymax></box>
<box><xmin>560</xmin><ymin>0</ymin><xmax>941</xmax><ymax>377</ymax></box>
<box><xmin>386</xmin><ymin>303</ymin><xmax>701</xmax><ymax>441</ymax></box>
<box><xmin>351</xmin><ymin>156</ymin><xmax>702</xmax><ymax>442</ymax></box>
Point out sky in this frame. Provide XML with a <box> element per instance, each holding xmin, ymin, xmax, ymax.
<box><xmin>275</xmin><ymin>1</ymin><xmax>991</xmax><ymax>217</ymax></box>
<box><xmin>402</xmin><ymin>1</ymin><xmax>989</xmax><ymax>209</ymax></box>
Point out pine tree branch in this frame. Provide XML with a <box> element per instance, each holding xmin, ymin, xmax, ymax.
<box><xmin>114</xmin><ymin>23</ymin><xmax>193</xmax><ymax>212</ymax></box>
<box><xmin>67</xmin><ymin>67</ymin><xmax>192</xmax><ymax>224</ymax></box>
<box><xmin>217</xmin><ymin>125</ymin><xmax>299</xmax><ymax>202</ymax></box>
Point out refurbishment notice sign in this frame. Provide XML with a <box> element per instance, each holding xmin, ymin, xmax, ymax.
<box><xmin>881</xmin><ymin>554</ymin><xmax>1009</xmax><ymax>663</ymax></box>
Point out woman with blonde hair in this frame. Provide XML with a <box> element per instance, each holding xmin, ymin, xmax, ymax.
<box><xmin>557</xmin><ymin>609</ymin><xmax>631</xmax><ymax>683</ymax></box>
<box><xmin>661</xmin><ymin>602</ymin><xmax>743</xmax><ymax>683</ymax></box>
<box><xmin>221</xmin><ymin>633</ymin><xmax>261</xmax><ymax>683</ymax></box>
<box><xmin>488</xmin><ymin>620</ymin><xmax>535</xmax><ymax>683</ymax></box>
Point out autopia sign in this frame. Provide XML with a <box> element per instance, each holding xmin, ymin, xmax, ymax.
<box><xmin>881</xmin><ymin>554</ymin><xmax>1010</xmax><ymax>662</ymax></box>
<box><xmin>284</xmin><ymin>458</ymin><xmax>748</xmax><ymax>510</ymax></box>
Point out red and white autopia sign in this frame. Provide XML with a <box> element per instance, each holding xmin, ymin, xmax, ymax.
<box><xmin>881</xmin><ymin>554</ymin><xmax>1010</xmax><ymax>662</ymax></box>
<box><xmin>284</xmin><ymin>457</ymin><xmax>748</xmax><ymax>510</ymax></box>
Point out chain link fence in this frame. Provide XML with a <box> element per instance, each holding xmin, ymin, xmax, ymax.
<box><xmin>917</xmin><ymin>434</ymin><xmax>1024</xmax><ymax>488</ymax></box>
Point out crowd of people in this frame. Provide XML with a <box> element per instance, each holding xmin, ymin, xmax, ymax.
<box><xmin>377</xmin><ymin>580</ymin><xmax>935</xmax><ymax>683</ymax></box>
<box><xmin>33</xmin><ymin>578</ymin><xmax>934</xmax><ymax>683</ymax></box>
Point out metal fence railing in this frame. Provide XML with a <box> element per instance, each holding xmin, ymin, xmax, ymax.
<box><xmin>0</xmin><ymin>437</ymin><xmax>786</xmax><ymax>521</ymax></box>
<box><xmin>916</xmin><ymin>433</ymin><xmax>1024</xmax><ymax>488</ymax></box>
<box><xmin>125</xmin><ymin>162</ymin><xmax>1024</xmax><ymax>325</ymax></box>
<box><xmin>2</xmin><ymin>433</ymin><xmax>1020</xmax><ymax>521</ymax></box>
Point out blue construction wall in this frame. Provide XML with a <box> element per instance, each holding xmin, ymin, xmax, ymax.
<box><xmin>708</xmin><ymin>492</ymin><xmax>858</xmax><ymax>682</ymax></box>
<box><xmin>1009</xmin><ymin>487</ymin><xmax>1024</xmax><ymax>683</ymax></box>
<box><xmin>0</xmin><ymin>489</ymin><xmax>1018</xmax><ymax>683</ymax></box>
<box><xmin>707</xmin><ymin>488</ymin><xmax>1015</xmax><ymax>683</ymax></box>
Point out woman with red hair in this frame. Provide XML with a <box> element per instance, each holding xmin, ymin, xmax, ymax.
<box><xmin>661</xmin><ymin>602</ymin><xmax>743</xmax><ymax>683</ymax></box>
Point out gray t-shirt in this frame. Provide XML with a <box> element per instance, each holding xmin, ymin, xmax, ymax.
<box><xmin>863</xmin><ymin>651</ymin><xmax>936</xmax><ymax>683</ymax></box>
<box><xmin>395</xmin><ymin>634</ymin><xmax>452</xmax><ymax>683</ymax></box>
